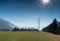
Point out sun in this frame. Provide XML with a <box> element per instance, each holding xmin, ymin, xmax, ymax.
<box><xmin>42</xmin><ymin>0</ymin><xmax>50</xmax><ymax>4</ymax></box>
<box><xmin>39</xmin><ymin>0</ymin><xmax>50</xmax><ymax>7</ymax></box>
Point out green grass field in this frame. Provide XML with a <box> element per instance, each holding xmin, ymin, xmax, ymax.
<box><xmin>0</xmin><ymin>32</ymin><xmax>53</xmax><ymax>41</ymax></box>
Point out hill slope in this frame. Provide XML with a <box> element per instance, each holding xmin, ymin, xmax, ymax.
<box><xmin>0</xmin><ymin>18</ymin><xmax>15</xmax><ymax>30</ymax></box>
<box><xmin>42</xmin><ymin>18</ymin><xmax>60</xmax><ymax>34</ymax></box>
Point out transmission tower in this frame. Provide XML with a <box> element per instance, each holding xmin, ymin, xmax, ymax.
<box><xmin>38</xmin><ymin>18</ymin><xmax>40</xmax><ymax>31</ymax></box>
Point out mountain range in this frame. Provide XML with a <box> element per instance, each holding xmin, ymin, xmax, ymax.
<box><xmin>0</xmin><ymin>18</ymin><xmax>60</xmax><ymax>33</ymax></box>
<box><xmin>42</xmin><ymin>18</ymin><xmax>60</xmax><ymax>34</ymax></box>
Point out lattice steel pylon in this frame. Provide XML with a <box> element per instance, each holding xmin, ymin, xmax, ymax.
<box><xmin>38</xmin><ymin>18</ymin><xmax>40</xmax><ymax>31</ymax></box>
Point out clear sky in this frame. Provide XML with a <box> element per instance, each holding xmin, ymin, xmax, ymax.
<box><xmin>0</xmin><ymin>0</ymin><xmax>60</xmax><ymax>29</ymax></box>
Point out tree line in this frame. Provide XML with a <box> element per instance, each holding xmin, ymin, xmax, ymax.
<box><xmin>0</xmin><ymin>27</ymin><xmax>39</xmax><ymax>31</ymax></box>
<box><xmin>12</xmin><ymin>27</ymin><xmax>39</xmax><ymax>31</ymax></box>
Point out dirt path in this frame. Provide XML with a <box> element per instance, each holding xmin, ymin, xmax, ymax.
<box><xmin>44</xmin><ymin>32</ymin><xmax>60</xmax><ymax>41</ymax></box>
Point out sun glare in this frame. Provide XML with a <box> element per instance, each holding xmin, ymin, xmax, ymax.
<box><xmin>39</xmin><ymin>0</ymin><xmax>50</xmax><ymax>7</ymax></box>
<box><xmin>43</xmin><ymin>0</ymin><xmax>50</xmax><ymax>4</ymax></box>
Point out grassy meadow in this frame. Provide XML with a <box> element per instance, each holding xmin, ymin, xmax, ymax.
<box><xmin>0</xmin><ymin>32</ymin><xmax>54</xmax><ymax>41</ymax></box>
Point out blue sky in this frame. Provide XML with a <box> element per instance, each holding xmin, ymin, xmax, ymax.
<box><xmin>0</xmin><ymin>0</ymin><xmax>60</xmax><ymax>29</ymax></box>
